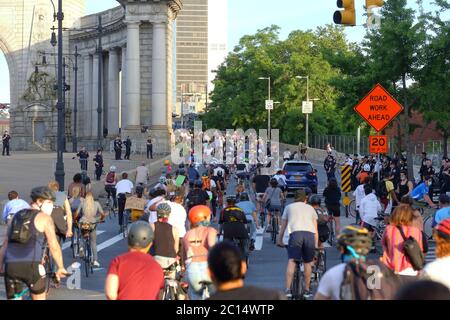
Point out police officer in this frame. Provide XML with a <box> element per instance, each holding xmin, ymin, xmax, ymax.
<box><xmin>124</xmin><ymin>136</ymin><xmax>132</xmax><ymax>160</ymax></box>
<box><xmin>114</xmin><ymin>136</ymin><xmax>122</xmax><ymax>160</ymax></box>
<box><xmin>2</xmin><ymin>130</ymin><xmax>11</xmax><ymax>156</ymax></box>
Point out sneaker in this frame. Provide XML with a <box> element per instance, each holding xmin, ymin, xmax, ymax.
<box><xmin>303</xmin><ymin>290</ymin><xmax>313</xmax><ymax>299</ymax></box>
<box><xmin>78</xmin><ymin>247</ymin><xmax>84</xmax><ymax>258</ymax></box>
<box><xmin>285</xmin><ymin>289</ymin><xmax>292</xmax><ymax>299</ymax></box>
<box><xmin>93</xmin><ymin>261</ymin><xmax>100</xmax><ymax>268</ymax></box>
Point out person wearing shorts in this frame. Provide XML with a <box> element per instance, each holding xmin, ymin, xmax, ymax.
<box><xmin>277</xmin><ymin>189</ymin><xmax>318</xmax><ymax>299</ymax></box>
<box><xmin>323</xmin><ymin>178</ymin><xmax>342</xmax><ymax>235</ymax></box>
<box><xmin>263</xmin><ymin>179</ymin><xmax>284</xmax><ymax>233</ymax></box>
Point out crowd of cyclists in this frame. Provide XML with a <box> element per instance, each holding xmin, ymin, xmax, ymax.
<box><xmin>1</xmin><ymin>140</ymin><xmax>450</xmax><ymax>300</ymax></box>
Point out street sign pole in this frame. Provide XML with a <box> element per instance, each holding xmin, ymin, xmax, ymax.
<box><xmin>378</xmin><ymin>132</ymin><xmax>381</xmax><ymax>183</ymax></box>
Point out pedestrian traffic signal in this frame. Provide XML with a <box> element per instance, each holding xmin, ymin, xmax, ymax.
<box><xmin>333</xmin><ymin>0</ymin><xmax>356</xmax><ymax>26</ymax></box>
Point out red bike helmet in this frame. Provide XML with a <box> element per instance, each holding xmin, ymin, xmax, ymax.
<box><xmin>189</xmin><ymin>205</ymin><xmax>211</xmax><ymax>226</ymax></box>
<box><xmin>435</xmin><ymin>218</ymin><xmax>450</xmax><ymax>239</ymax></box>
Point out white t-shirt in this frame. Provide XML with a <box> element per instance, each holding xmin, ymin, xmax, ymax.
<box><xmin>273</xmin><ymin>174</ymin><xmax>287</xmax><ymax>185</ymax></box>
<box><xmin>423</xmin><ymin>257</ymin><xmax>450</xmax><ymax>290</ymax></box>
<box><xmin>317</xmin><ymin>263</ymin><xmax>346</xmax><ymax>300</ymax></box>
<box><xmin>116</xmin><ymin>179</ymin><xmax>133</xmax><ymax>194</ymax></box>
<box><xmin>168</xmin><ymin>201</ymin><xmax>187</xmax><ymax>238</ymax></box>
<box><xmin>281</xmin><ymin>202</ymin><xmax>318</xmax><ymax>234</ymax></box>
<box><xmin>359</xmin><ymin>193</ymin><xmax>382</xmax><ymax>227</ymax></box>
<box><xmin>283</xmin><ymin>151</ymin><xmax>291</xmax><ymax>159</ymax></box>
<box><xmin>353</xmin><ymin>184</ymin><xmax>366</xmax><ymax>209</ymax></box>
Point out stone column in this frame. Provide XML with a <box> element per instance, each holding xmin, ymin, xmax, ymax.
<box><xmin>125</xmin><ymin>21</ymin><xmax>141</xmax><ymax>129</ymax></box>
<box><xmin>108</xmin><ymin>48</ymin><xmax>120</xmax><ymax>136</ymax></box>
<box><xmin>92</xmin><ymin>54</ymin><xmax>99</xmax><ymax>138</ymax></box>
<box><xmin>83</xmin><ymin>54</ymin><xmax>92</xmax><ymax>138</ymax></box>
<box><xmin>151</xmin><ymin>22</ymin><xmax>167</xmax><ymax>130</ymax></box>
<box><xmin>120</xmin><ymin>47</ymin><xmax>127</xmax><ymax>131</ymax></box>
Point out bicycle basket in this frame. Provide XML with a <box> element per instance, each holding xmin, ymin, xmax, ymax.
<box><xmin>79</xmin><ymin>222</ymin><xmax>95</xmax><ymax>236</ymax></box>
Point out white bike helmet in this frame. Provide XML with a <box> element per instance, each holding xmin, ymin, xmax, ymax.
<box><xmin>363</xmin><ymin>164</ymin><xmax>371</xmax><ymax>172</ymax></box>
<box><xmin>159</xmin><ymin>176</ymin><xmax>167</xmax><ymax>184</ymax></box>
<box><xmin>110</xmin><ymin>166</ymin><xmax>117</xmax><ymax>172</ymax></box>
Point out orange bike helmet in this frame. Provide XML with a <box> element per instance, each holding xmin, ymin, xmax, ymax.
<box><xmin>189</xmin><ymin>205</ymin><xmax>211</xmax><ymax>226</ymax></box>
<box><xmin>435</xmin><ymin>218</ymin><xmax>450</xmax><ymax>239</ymax></box>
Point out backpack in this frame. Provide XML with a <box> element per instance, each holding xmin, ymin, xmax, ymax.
<box><xmin>51</xmin><ymin>207</ymin><xmax>68</xmax><ymax>238</ymax></box>
<box><xmin>397</xmin><ymin>226</ymin><xmax>425</xmax><ymax>271</ymax></box>
<box><xmin>106</xmin><ymin>172</ymin><xmax>115</xmax><ymax>184</ymax></box>
<box><xmin>376</xmin><ymin>181</ymin><xmax>389</xmax><ymax>199</ymax></box>
<box><xmin>340</xmin><ymin>259</ymin><xmax>401</xmax><ymax>300</ymax></box>
<box><xmin>8</xmin><ymin>209</ymin><xmax>40</xmax><ymax>244</ymax></box>
<box><xmin>188</xmin><ymin>190</ymin><xmax>205</xmax><ymax>208</ymax></box>
<box><xmin>315</xmin><ymin>208</ymin><xmax>330</xmax><ymax>243</ymax></box>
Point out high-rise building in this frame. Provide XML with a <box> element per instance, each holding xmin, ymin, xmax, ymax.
<box><xmin>175</xmin><ymin>0</ymin><xmax>228</xmax><ymax>126</ymax></box>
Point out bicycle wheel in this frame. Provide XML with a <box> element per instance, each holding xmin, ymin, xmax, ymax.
<box><xmin>328</xmin><ymin>219</ymin><xmax>335</xmax><ymax>246</ymax></box>
<box><xmin>122</xmin><ymin>212</ymin><xmax>129</xmax><ymax>238</ymax></box>
<box><xmin>84</xmin><ymin>240</ymin><xmax>91</xmax><ymax>278</ymax></box>
<box><xmin>347</xmin><ymin>200</ymin><xmax>357</xmax><ymax>218</ymax></box>
<box><xmin>290</xmin><ymin>268</ymin><xmax>299</xmax><ymax>300</ymax></box>
<box><xmin>72</xmin><ymin>228</ymin><xmax>80</xmax><ymax>259</ymax></box>
<box><xmin>423</xmin><ymin>215</ymin><xmax>434</xmax><ymax>240</ymax></box>
<box><xmin>273</xmin><ymin>215</ymin><xmax>279</xmax><ymax>244</ymax></box>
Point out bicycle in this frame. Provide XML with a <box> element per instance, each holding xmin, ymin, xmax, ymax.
<box><xmin>312</xmin><ymin>248</ymin><xmax>327</xmax><ymax>284</ymax></box>
<box><xmin>327</xmin><ymin>216</ymin><xmax>336</xmax><ymax>246</ymax></box>
<box><xmin>413</xmin><ymin>201</ymin><xmax>437</xmax><ymax>240</ymax></box>
<box><xmin>71</xmin><ymin>222</ymin><xmax>81</xmax><ymax>259</ymax></box>
<box><xmin>79</xmin><ymin>221</ymin><xmax>102</xmax><ymax>277</ymax></box>
<box><xmin>270</xmin><ymin>210</ymin><xmax>280</xmax><ymax>244</ymax></box>
<box><xmin>161</xmin><ymin>262</ymin><xmax>188</xmax><ymax>300</ymax></box>
<box><xmin>290</xmin><ymin>259</ymin><xmax>305</xmax><ymax>300</ymax></box>
<box><xmin>346</xmin><ymin>199</ymin><xmax>357</xmax><ymax>219</ymax></box>
<box><xmin>199</xmin><ymin>280</ymin><xmax>212</xmax><ymax>300</ymax></box>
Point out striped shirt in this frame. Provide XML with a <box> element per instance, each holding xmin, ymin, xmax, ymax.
<box><xmin>382</xmin><ymin>225</ymin><xmax>423</xmax><ymax>274</ymax></box>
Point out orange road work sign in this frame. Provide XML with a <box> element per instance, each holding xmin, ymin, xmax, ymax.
<box><xmin>369</xmin><ymin>135</ymin><xmax>389</xmax><ymax>154</ymax></box>
<box><xmin>354</xmin><ymin>84</ymin><xmax>404</xmax><ymax>132</ymax></box>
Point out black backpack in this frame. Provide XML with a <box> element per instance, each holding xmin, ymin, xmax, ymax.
<box><xmin>397</xmin><ymin>226</ymin><xmax>425</xmax><ymax>271</ymax></box>
<box><xmin>376</xmin><ymin>181</ymin><xmax>389</xmax><ymax>199</ymax></box>
<box><xmin>340</xmin><ymin>259</ymin><xmax>401</xmax><ymax>300</ymax></box>
<box><xmin>315</xmin><ymin>208</ymin><xmax>330</xmax><ymax>243</ymax></box>
<box><xmin>8</xmin><ymin>209</ymin><xmax>40</xmax><ymax>244</ymax></box>
<box><xmin>188</xmin><ymin>190</ymin><xmax>205</xmax><ymax>208</ymax></box>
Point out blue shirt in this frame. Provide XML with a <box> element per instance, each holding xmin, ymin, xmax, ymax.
<box><xmin>411</xmin><ymin>182</ymin><xmax>429</xmax><ymax>200</ymax></box>
<box><xmin>237</xmin><ymin>201</ymin><xmax>256</xmax><ymax>215</ymax></box>
<box><xmin>434</xmin><ymin>207</ymin><xmax>450</xmax><ymax>225</ymax></box>
<box><xmin>187</xmin><ymin>167</ymin><xmax>199</xmax><ymax>182</ymax></box>
<box><xmin>2</xmin><ymin>199</ymin><xmax>31</xmax><ymax>223</ymax></box>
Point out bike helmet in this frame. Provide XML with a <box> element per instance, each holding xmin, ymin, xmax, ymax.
<box><xmin>163</xmin><ymin>159</ymin><xmax>170</xmax><ymax>166</ymax></box>
<box><xmin>188</xmin><ymin>205</ymin><xmax>212</xmax><ymax>226</ymax></box>
<box><xmin>159</xmin><ymin>176</ymin><xmax>167</xmax><ymax>184</ymax></box>
<box><xmin>304</xmin><ymin>187</ymin><xmax>312</xmax><ymax>196</ymax></box>
<box><xmin>30</xmin><ymin>186</ymin><xmax>56</xmax><ymax>202</ymax></box>
<box><xmin>226</xmin><ymin>195</ymin><xmax>237</xmax><ymax>204</ymax></box>
<box><xmin>309</xmin><ymin>194</ymin><xmax>321</xmax><ymax>206</ymax></box>
<box><xmin>128</xmin><ymin>221</ymin><xmax>154</xmax><ymax>248</ymax></box>
<box><xmin>194</xmin><ymin>179</ymin><xmax>203</xmax><ymax>188</ymax></box>
<box><xmin>110</xmin><ymin>165</ymin><xmax>116</xmax><ymax>172</ymax></box>
<box><xmin>217</xmin><ymin>171</ymin><xmax>223</xmax><ymax>177</ymax></box>
<box><xmin>435</xmin><ymin>218</ymin><xmax>450</xmax><ymax>240</ymax></box>
<box><xmin>135</xmin><ymin>185</ymin><xmax>144</xmax><ymax>196</ymax></box>
<box><xmin>156</xmin><ymin>202</ymin><xmax>172</xmax><ymax>219</ymax></box>
<box><xmin>363</xmin><ymin>164</ymin><xmax>371</xmax><ymax>172</ymax></box>
<box><xmin>337</xmin><ymin>225</ymin><xmax>372</xmax><ymax>257</ymax></box>
<box><xmin>239</xmin><ymin>192</ymin><xmax>250</xmax><ymax>202</ymax></box>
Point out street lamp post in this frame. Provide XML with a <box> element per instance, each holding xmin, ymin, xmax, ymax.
<box><xmin>53</xmin><ymin>0</ymin><xmax>65</xmax><ymax>191</ymax></box>
<box><xmin>258</xmin><ymin>77</ymin><xmax>271</xmax><ymax>140</ymax></box>
<box><xmin>97</xmin><ymin>15</ymin><xmax>103</xmax><ymax>150</ymax></box>
<box><xmin>73</xmin><ymin>46</ymin><xmax>79</xmax><ymax>152</ymax></box>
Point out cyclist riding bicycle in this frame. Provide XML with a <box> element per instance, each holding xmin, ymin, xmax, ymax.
<box><xmin>412</xmin><ymin>175</ymin><xmax>438</xmax><ymax>209</ymax></box>
<box><xmin>183</xmin><ymin>205</ymin><xmax>217</xmax><ymax>300</ymax></box>
<box><xmin>104</xmin><ymin>166</ymin><xmax>118</xmax><ymax>210</ymax></box>
<box><xmin>0</xmin><ymin>186</ymin><xmax>68</xmax><ymax>300</ymax></box>
<box><xmin>219</xmin><ymin>196</ymin><xmax>250</xmax><ymax>259</ymax></box>
<box><xmin>236</xmin><ymin>193</ymin><xmax>259</xmax><ymax>250</ymax></box>
<box><xmin>315</xmin><ymin>225</ymin><xmax>399</xmax><ymax>300</ymax></box>
<box><xmin>309</xmin><ymin>195</ymin><xmax>330</xmax><ymax>248</ymax></box>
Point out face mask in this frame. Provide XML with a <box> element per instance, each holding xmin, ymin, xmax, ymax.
<box><xmin>40</xmin><ymin>201</ymin><xmax>54</xmax><ymax>215</ymax></box>
<box><xmin>198</xmin><ymin>220</ymin><xmax>211</xmax><ymax>227</ymax></box>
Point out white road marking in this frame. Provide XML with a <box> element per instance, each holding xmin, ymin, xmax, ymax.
<box><xmin>62</xmin><ymin>230</ymin><xmax>106</xmax><ymax>251</ymax></box>
<box><xmin>97</xmin><ymin>234</ymin><xmax>126</xmax><ymax>252</ymax></box>
<box><xmin>255</xmin><ymin>228</ymin><xmax>264</xmax><ymax>251</ymax></box>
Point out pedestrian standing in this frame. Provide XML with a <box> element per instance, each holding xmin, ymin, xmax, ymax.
<box><xmin>124</xmin><ymin>136</ymin><xmax>132</xmax><ymax>160</ymax></box>
<box><xmin>93</xmin><ymin>149</ymin><xmax>104</xmax><ymax>181</ymax></box>
<box><xmin>114</xmin><ymin>135</ymin><xmax>122</xmax><ymax>160</ymax></box>
<box><xmin>75</xmin><ymin>146</ymin><xmax>89</xmax><ymax>171</ymax></box>
<box><xmin>147</xmin><ymin>136</ymin><xmax>153</xmax><ymax>159</ymax></box>
<box><xmin>2</xmin><ymin>130</ymin><xmax>11</xmax><ymax>156</ymax></box>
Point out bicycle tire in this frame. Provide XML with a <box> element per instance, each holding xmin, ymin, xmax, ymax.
<box><xmin>347</xmin><ymin>200</ymin><xmax>357</xmax><ymax>218</ymax></box>
<box><xmin>72</xmin><ymin>229</ymin><xmax>80</xmax><ymax>259</ymax></box>
<box><xmin>423</xmin><ymin>215</ymin><xmax>434</xmax><ymax>240</ymax></box>
<box><xmin>84</xmin><ymin>240</ymin><xmax>91</xmax><ymax>278</ymax></box>
<box><xmin>291</xmin><ymin>267</ymin><xmax>299</xmax><ymax>300</ymax></box>
<box><xmin>327</xmin><ymin>219</ymin><xmax>335</xmax><ymax>246</ymax></box>
<box><xmin>298</xmin><ymin>264</ymin><xmax>305</xmax><ymax>300</ymax></box>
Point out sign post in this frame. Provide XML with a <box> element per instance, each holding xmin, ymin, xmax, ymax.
<box><xmin>341</xmin><ymin>165</ymin><xmax>352</xmax><ymax>218</ymax></box>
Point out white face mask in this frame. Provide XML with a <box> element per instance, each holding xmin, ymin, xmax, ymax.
<box><xmin>40</xmin><ymin>201</ymin><xmax>54</xmax><ymax>215</ymax></box>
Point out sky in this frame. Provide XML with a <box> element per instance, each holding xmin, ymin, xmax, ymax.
<box><xmin>0</xmin><ymin>0</ymin><xmax>448</xmax><ymax>103</ymax></box>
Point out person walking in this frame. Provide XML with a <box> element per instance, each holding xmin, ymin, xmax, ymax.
<box><xmin>93</xmin><ymin>149</ymin><xmax>104</xmax><ymax>181</ymax></box>
<box><xmin>75</xmin><ymin>146</ymin><xmax>89</xmax><ymax>171</ymax></box>
<box><xmin>114</xmin><ymin>136</ymin><xmax>122</xmax><ymax>160</ymax></box>
<box><xmin>2</xmin><ymin>130</ymin><xmax>11</xmax><ymax>156</ymax></box>
<box><xmin>146</xmin><ymin>136</ymin><xmax>153</xmax><ymax>159</ymax></box>
<box><xmin>323</xmin><ymin>178</ymin><xmax>342</xmax><ymax>234</ymax></box>
<box><xmin>124</xmin><ymin>136</ymin><xmax>132</xmax><ymax>160</ymax></box>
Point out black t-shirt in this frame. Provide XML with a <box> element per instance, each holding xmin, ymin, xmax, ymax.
<box><xmin>187</xmin><ymin>189</ymin><xmax>209</xmax><ymax>209</ymax></box>
<box><xmin>253</xmin><ymin>175</ymin><xmax>270</xmax><ymax>194</ymax></box>
<box><xmin>219</xmin><ymin>206</ymin><xmax>248</xmax><ymax>239</ymax></box>
<box><xmin>77</xmin><ymin>151</ymin><xmax>89</xmax><ymax>159</ymax></box>
<box><xmin>94</xmin><ymin>155</ymin><xmax>103</xmax><ymax>168</ymax></box>
<box><xmin>208</xmin><ymin>286</ymin><xmax>285</xmax><ymax>300</ymax></box>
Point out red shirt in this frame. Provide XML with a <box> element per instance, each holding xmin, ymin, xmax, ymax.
<box><xmin>107</xmin><ymin>251</ymin><xmax>164</xmax><ymax>300</ymax></box>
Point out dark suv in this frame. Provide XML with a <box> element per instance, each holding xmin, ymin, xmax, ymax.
<box><xmin>282</xmin><ymin>160</ymin><xmax>318</xmax><ymax>194</ymax></box>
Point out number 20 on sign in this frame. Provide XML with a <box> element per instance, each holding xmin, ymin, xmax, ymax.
<box><xmin>369</xmin><ymin>136</ymin><xmax>388</xmax><ymax>154</ymax></box>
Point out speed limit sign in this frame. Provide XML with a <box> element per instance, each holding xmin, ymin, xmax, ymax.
<box><xmin>369</xmin><ymin>135</ymin><xmax>388</xmax><ymax>154</ymax></box>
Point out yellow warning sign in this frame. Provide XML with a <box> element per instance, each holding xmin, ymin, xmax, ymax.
<box><xmin>341</xmin><ymin>165</ymin><xmax>352</xmax><ymax>193</ymax></box>
<box><xmin>343</xmin><ymin>196</ymin><xmax>351</xmax><ymax>206</ymax></box>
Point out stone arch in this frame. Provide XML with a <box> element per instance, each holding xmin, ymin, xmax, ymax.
<box><xmin>0</xmin><ymin>27</ymin><xmax>18</xmax><ymax>107</ymax></box>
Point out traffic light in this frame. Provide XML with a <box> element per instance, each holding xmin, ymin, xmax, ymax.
<box><xmin>333</xmin><ymin>0</ymin><xmax>356</xmax><ymax>26</ymax></box>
